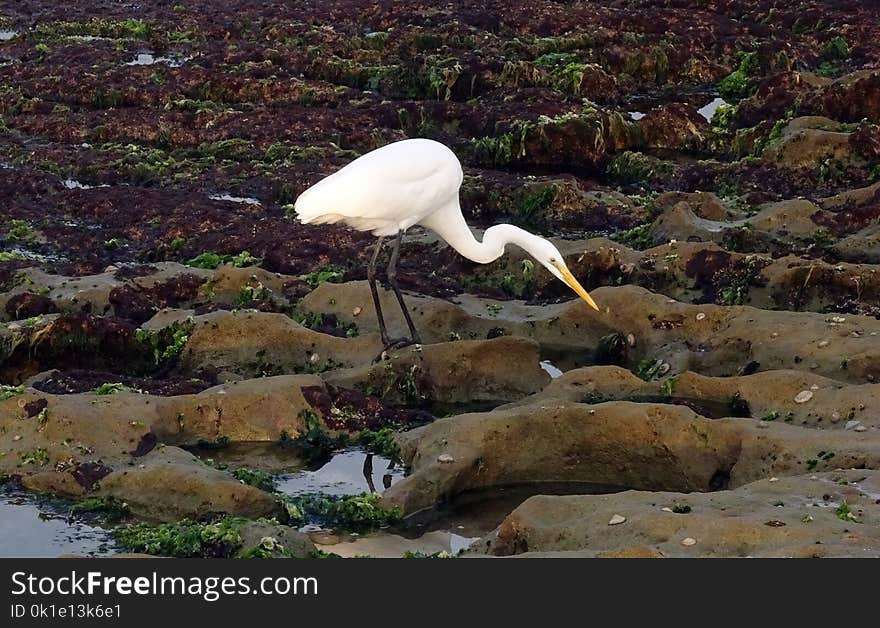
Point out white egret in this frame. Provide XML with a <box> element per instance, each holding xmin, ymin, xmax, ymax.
<box><xmin>294</xmin><ymin>138</ymin><xmax>599</xmax><ymax>349</ymax></box>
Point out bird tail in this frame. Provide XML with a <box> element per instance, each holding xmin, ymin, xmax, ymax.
<box><xmin>297</xmin><ymin>211</ymin><xmax>345</xmax><ymax>225</ymax></box>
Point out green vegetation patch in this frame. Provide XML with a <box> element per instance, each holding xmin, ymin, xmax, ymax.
<box><xmin>231</xmin><ymin>467</ymin><xmax>278</xmax><ymax>492</ymax></box>
<box><xmin>0</xmin><ymin>384</ymin><xmax>25</xmax><ymax>401</ymax></box>
<box><xmin>71</xmin><ymin>495</ymin><xmax>130</xmax><ymax>522</ymax></box>
<box><xmin>718</xmin><ymin>51</ymin><xmax>760</xmax><ymax>101</ymax></box>
<box><xmin>635</xmin><ymin>357</ymin><xmax>665</xmax><ymax>382</ymax></box>
<box><xmin>135</xmin><ymin>319</ymin><xmax>194</xmax><ymax>364</ymax></box>
<box><xmin>115</xmin><ymin>517</ymin><xmax>246</xmax><ymax>557</ymax></box>
<box><xmin>357</xmin><ymin>428</ymin><xmax>401</xmax><ymax>460</ymax></box>
<box><xmin>20</xmin><ymin>448</ymin><xmax>49</xmax><ymax>466</ymax></box>
<box><xmin>94</xmin><ymin>382</ymin><xmax>130</xmax><ymax>395</ymax></box>
<box><xmin>612</xmin><ymin>222</ymin><xmax>654</xmax><ymax>250</ymax></box>
<box><xmin>282</xmin><ymin>492</ymin><xmax>402</xmax><ymax>531</ymax></box>
<box><xmin>186</xmin><ymin>250</ymin><xmax>260</xmax><ymax>269</ymax></box>
<box><xmin>5</xmin><ymin>219</ymin><xmax>34</xmax><ymax>242</ymax></box>
<box><xmin>363</xmin><ymin>361</ymin><xmax>429</xmax><ymax>405</ymax></box>
<box><xmin>35</xmin><ymin>18</ymin><xmax>152</xmax><ymax>40</ymax></box>
<box><xmin>835</xmin><ymin>500</ymin><xmax>859</xmax><ymax>523</ymax></box>
<box><xmin>282</xmin><ymin>409</ymin><xmax>337</xmax><ymax>464</ymax></box>
<box><xmin>714</xmin><ymin>256</ymin><xmax>768</xmax><ymax>306</ymax></box>
<box><xmin>303</xmin><ymin>266</ymin><xmax>345</xmax><ymax>288</ymax></box>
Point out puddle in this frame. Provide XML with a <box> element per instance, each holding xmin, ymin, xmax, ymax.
<box><xmin>209</xmin><ymin>193</ymin><xmax>261</xmax><ymax>205</ymax></box>
<box><xmin>698</xmin><ymin>97</ymin><xmax>728</xmax><ymax>122</ymax></box>
<box><xmin>63</xmin><ymin>178</ymin><xmax>108</xmax><ymax>190</ymax></box>
<box><xmin>3</xmin><ymin>246</ymin><xmax>66</xmax><ymax>263</ymax></box>
<box><xmin>628</xmin><ymin>111</ymin><xmax>646</xmax><ymax>120</ymax></box>
<box><xmin>313</xmin><ymin>482</ymin><xmax>626</xmax><ymax>557</ymax></box>
<box><xmin>0</xmin><ymin>30</ymin><xmax>18</xmax><ymax>41</ymax></box>
<box><xmin>125</xmin><ymin>52</ymin><xmax>188</xmax><ymax>67</ymax></box>
<box><xmin>66</xmin><ymin>35</ymin><xmax>113</xmax><ymax>42</ymax></box>
<box><xmin>60</xmin><ymin>218</ymin><xmax>102</xmax><ymax>230</ymax></box>
<box><xmin>382</xmin><ymin>481</ymin><xmax>629</xmax><ymax>556</ymax></box>
<box><xmin>313</xmin><ymin>529</ymin><xmax>478</xmax><ymax>558</ymax></box>
<box><xmin>126</xmin><ymin>52</ymin><xmax>157</xmax><ymax>65</ymax></box>
<box><xmin>539</xmin><ymin>360</ymin><xmax>563</xmax><ymax>378</ymax></box>
<box><xmin>276</xmin><ymin>448</ymin><xmax>404</xmax><ymax>498</ymax></box>
<box><xmin>623</xmin><ymin>395</ymin><xmax>749</xmax><ymax>419</ymax></box>
<box><xmin>0</xmin><ymin>486</ymin><xmax>117</xmax><ymax>558</ymax></box>
<box><xmin>186</xmin><ymin>444</ymin><xmax>405</xmax><ymax>501</ymax></box>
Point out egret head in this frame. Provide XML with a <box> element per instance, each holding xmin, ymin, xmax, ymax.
<box><xmin>529</xmin><ymin>238</ymin><xmax>600</xmax><ymax>312</ymax></box>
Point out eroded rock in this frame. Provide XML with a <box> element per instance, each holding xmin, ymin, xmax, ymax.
<box><xmin>476</xmin><ymin>472</ymin><xmax>880</xmax><ymax>557</ymax></box>
<box><xmin>382</xmin><ymin>401</ymin><xmax>880</xmax><ymax>516</ymax></box>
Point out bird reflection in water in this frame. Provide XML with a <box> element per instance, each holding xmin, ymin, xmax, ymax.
<box><xmin>362</xmin><ymin>453</ymin><xmax>396</xmax><ymax>493</ymax></box>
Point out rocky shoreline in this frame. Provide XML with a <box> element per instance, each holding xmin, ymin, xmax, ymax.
<box><xmin>1</xmin><ymin>1</ymin><xmax>878</xmax><ymax>557</ymax></box>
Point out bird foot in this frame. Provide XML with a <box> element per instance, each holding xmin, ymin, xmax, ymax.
<box><xmin>373</xmin><ymin>338</ymin><xmax>420</xmax><ymax>363</ymax></box>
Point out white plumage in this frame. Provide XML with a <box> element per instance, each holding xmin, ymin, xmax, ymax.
<box><xmin>293</xmin><ymin>137</ymin><xmax>599</xmax><ymax>349</ymax></box>
<box><xmin>294</xmin><ymin>138</ymin><xmax>463</xmax><ymax>236</ymax></box>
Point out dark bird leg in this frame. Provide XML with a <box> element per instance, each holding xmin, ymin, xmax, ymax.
<box><xmin>367</xmin><ymin>236</ymin><xmax>391</xmax><ymax>346</ymax></box>
<box><xmin>387</xmin><ymin>230</ymin><xmax>422</xmax><ymax>345</ymax></box>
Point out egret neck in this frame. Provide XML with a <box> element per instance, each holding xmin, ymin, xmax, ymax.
<box><xmin>419</xmin><ymin>200</ymin><xmax>543</xmax><ymax>264</ymax></box>
<box><xmin>419</xmin><ymin>199</ymin><xmax>600</xmax><ymax>311</ymax></box>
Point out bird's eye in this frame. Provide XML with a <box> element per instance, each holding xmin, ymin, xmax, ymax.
<box><xmin>549</xmin><ymin>257</ymin><xmax>557</xmax><ymax>263</ymax></box>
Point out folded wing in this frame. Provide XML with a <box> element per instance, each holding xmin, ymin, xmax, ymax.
<box><xmin>294</xmin><ymin>139</ymin><xmax>463</xmax><ymax>235</ymax></box>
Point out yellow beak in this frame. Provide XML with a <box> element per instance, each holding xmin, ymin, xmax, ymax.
<box><xmin>557</xmin><ymin>263</ymin><xmax>600</xmax><ymax>311</ymax></box>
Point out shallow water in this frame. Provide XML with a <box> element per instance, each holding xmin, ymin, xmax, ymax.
<box><xmin>400</xmin><ymin>481</ymin><xmax>628</xmax><ymax>540</ymax></box>
<box><xmin>697</xmin><ymin>97</ymin><xmax>727</xmax><ymax>122</ymax></box>
<box><xmin>276</xmin><ymin>448</ymin><xmax>404</xmax><ymax>498</ymax></box>
<box><xmin>66</xmin><ymin>35</ymin><xmax>112</xmax><ymax>42</ymax></box>
<box><xmin>63</xmin><ymin>178</ymin><xmax>108</xmax><ymax>190</ymax></box>
<box><xmin>0</xmin><ymin>487</ymin><xmax>117</xmax><ymax>558</ymax></box>
<box><xmin>126</xmin><ymin>52</ymin><xmax>156</xmax><ymax>65</ymax></box>
<box><xmin>0</xmin><ymin>30</ymin><xmax>18</xmax><ymax>41</ymax></box>
<box><xmin>208</xmin><ymin>193</ymin><xmax>261</xmax><ymax>205</ymax></box>
<box><xmin>0</xmin><ymin>445</ymin><xmax>635</xmax><ymax>557</ymax></box>
<box><xmin>539</xmin><ymin>360</ymin><xmax>564</xmax><ymax>378</ymax></box>
<box><xmin>314</xmin><ymin>479</ymin><xmax>631</xmax><ymax>557</ymax></box>
<box><xmin>4</xmin><ymin>245</ymin><xmax>66</xmax><ymax>263</ymax></box>
<box><xmin>125</xmin><ymin>52</ymin><xmax>188</xmax><ymax>67</ymax></box>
